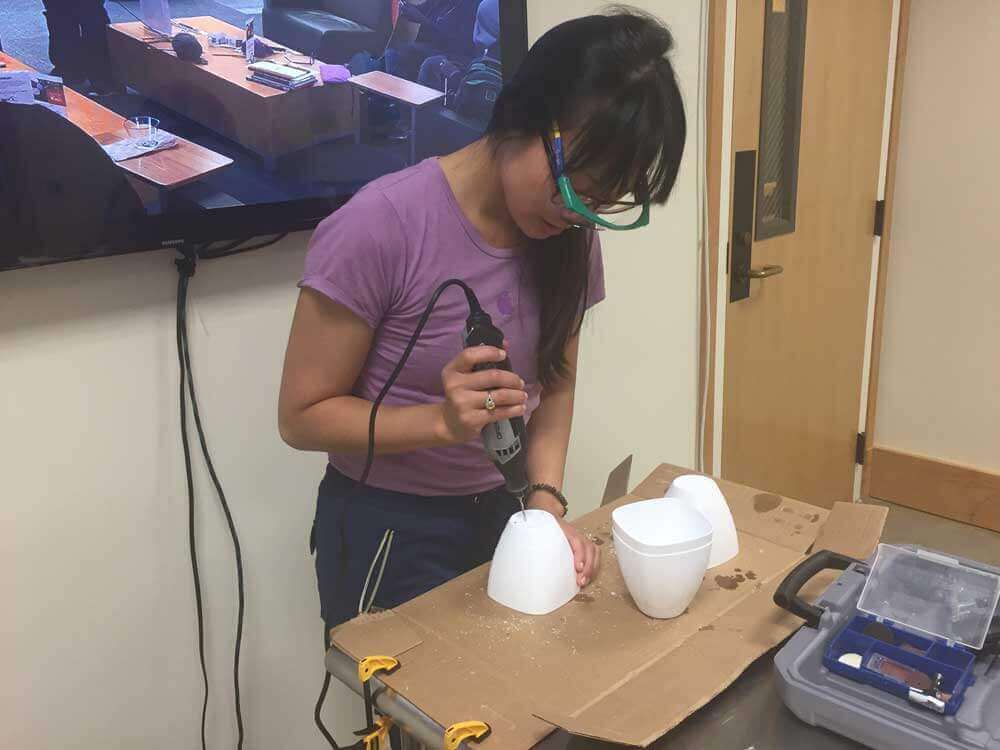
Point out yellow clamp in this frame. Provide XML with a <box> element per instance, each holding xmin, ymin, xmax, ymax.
<box><xmin>444</xmin><ymin>721</ymin><xmax>491</xmax><ymax>750</ymax></box>
<box><xmin>358</xmin><ymin>655</ymin><xmax>399</xmax><ymax>684</ymax></box>
<box><xmin>359</xmin><ymin>715</ymin><xmax>393</xmax><ymax>750</ymax></box>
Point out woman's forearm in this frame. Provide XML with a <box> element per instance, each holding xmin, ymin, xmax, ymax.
<box><xmin>280</xmin><ymin>396</ymin><xmax>447</xmax><ymax>455</ymax></box>
<box><xmin>524</xmin><ymin>335</ymin><xmax>581</xmax><ymax>514</ymax></box>
<box><xmin>524</xmin><ymin>382</ymin><xmax>576</xmax><ymax>519</ymax></box>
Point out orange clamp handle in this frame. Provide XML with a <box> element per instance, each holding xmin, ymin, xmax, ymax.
<box><xmin>360</xmin><ymin>716</ymin><xmax>393</xmax><ymax>750</ymax></box>
<box><xmin>358</xmin><ymin>655</ymin><xmax>399</xmax><ymax>684</ymax></box>
<box><xmin>444</xmin><ymin>720</ymin><xmax>491</xmax><ymax>750</ymax></box>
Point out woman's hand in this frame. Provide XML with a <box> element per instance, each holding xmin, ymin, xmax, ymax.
<box><xmin>437</xmin><ymin>345</ymin><xmax>528</xmax><ymax>445</ymax></box>
<box><xmin>560</xmin><ymin>516</ymin><xmax>601</xmax><ymax>588</ymax></box>
<box><xmin>528</xmin><ymin>492</ymin><xmax>600</xmax><ymax>588</ymax></box>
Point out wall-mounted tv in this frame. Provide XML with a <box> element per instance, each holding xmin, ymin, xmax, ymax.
<box><xmin>0</xmin><ymin>0</ymin><xmax>528</xmax><ymax>272</ymax></box>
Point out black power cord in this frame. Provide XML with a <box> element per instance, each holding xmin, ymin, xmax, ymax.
<box><xmin>172</xmin><ymin>233</ymin><xmax>285</xmax><ymax>749</ymax></box>
<box><xmin>314</xmin><ymin>279</ymin><xmax>481</xmax><ymax>748</ymax></box>
<box><xmin>176</xmin><ymin>252</ymin><xmax>210</xmax><ymax>750</ymax></box>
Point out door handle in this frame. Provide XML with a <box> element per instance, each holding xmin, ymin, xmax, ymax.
<box><xmin>749</xmin><ymin>264</ymin><xmax>784</xmax><ymax>279</ymax></box>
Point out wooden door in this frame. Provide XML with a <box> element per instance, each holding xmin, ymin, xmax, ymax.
<box><xmin>721</xmin><ymin>0</ymin><xmax>894</xmax><ymax>506</ymax></box>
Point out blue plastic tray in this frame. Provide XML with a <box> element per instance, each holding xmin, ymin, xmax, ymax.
<box><xmin>823</xmin><ymin>612</ymin><xmax>977</xmax><ymax>715</ymax></box>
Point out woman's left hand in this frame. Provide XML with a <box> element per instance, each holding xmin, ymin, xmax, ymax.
<box><xmin>527</xmin><ymin>493</ymin><xmax>600</xmax><ymax>587</ymax></box>
<box><xmin>558</xmin><ymin>516</ymin><xmax>601</xmax><ymax>588</ymax></box>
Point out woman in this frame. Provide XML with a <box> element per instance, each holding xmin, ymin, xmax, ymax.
<box><xmin>279</xmin><ymin>8</ymin><xmax>686</xmax><ymax>638</ymax></box>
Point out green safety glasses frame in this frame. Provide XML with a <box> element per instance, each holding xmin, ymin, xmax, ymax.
<box><xmin>547</xmin><ymin>123</ymin><xmax>651</xmax><ymax>231</ymax></box>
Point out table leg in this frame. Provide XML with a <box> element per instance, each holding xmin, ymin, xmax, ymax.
<box><xmin>409</xmin><ymin>105</ymin><xmax>417</xmax><ymax>165</ymax></box>
<box><xmin>353</xmin><ymin>87</ymin><xmax>362</xmax><ymax>145</ymax></box>
<box><xmin>399</xmin><ymin>732</ymin><xmax>427</xmax><ymax>750</ymax></box>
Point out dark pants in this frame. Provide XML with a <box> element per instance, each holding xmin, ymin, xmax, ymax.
<box><xmin>312</xmin><ymin>464</ymin><xmax>519</xmax><ymax>636</ymax></box>
<box><xmin>42</xmin><ymin>0</ymin><xmax>112</xmax><ymax>86</ymax></box>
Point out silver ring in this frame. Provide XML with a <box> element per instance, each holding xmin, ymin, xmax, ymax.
<box><xmin>484</xmin><ymin>392</ymin><xmax>497</xmax><ymax>411</ymax></box>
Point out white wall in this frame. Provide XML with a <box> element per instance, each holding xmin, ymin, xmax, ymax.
<box><xmin>1</xmin><ymin>3</ymin><xmax>701</xmax><ymax>748</ymax></box>
<box><xmin>873</xmin><ymin>0</ymin><xmax>1000</xmax><ymax>472</ymax></box>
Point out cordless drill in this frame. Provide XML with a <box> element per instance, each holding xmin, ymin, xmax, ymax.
<box><xmin>463</xmin><ymin>308</ymin><xmax>530</xmax><ymax>515</ymax></box>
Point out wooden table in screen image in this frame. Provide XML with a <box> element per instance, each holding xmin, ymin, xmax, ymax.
<box><xmin>347</xmin><ymin>71</ymin><xmax>445</xmax><ymax>165</ymax></box>
<box><xmin>0</xmin><ymin>51</ymin><xmax>232</xmax><ymax>204</ymax></box>
<box><xmin>107</xmin><ymin>16</ymin><xmax>355</xmax><ymax>163</ymax></box>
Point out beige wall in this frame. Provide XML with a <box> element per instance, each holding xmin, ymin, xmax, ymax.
<box><xmin>1</xmin><ymin>3</ymin><xmax>701</xmax><ymax>748</ymax></box>
<box><xmin>873</xmin><ymin>0</ymin><xmax>1000</xmax><ymax>472</ymax></box>
<box><xmin>1</xmin><ymin>240</ymin><xmax>366</xmax><ymax>749</ymax></box>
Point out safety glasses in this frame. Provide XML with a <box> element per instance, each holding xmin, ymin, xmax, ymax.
<box><xmin>547</xmin><ymin>123</ymin><xmax>651</xmax><ymax>231</ymax></box>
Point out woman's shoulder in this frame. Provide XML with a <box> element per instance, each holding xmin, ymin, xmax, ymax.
<box><xmin>308</xmin><ymin>160</ymin><xmax>451</xmax><ymax>265</ymax></box>
<box><xmin>336</xmin><ymin>159</ymin><xmax>447</xmax><ymax>227</ymax></box>
<box><xmin>302</xmin><ymin>161</ymin><xmax>450</xmax><ymax>325</ymax></box>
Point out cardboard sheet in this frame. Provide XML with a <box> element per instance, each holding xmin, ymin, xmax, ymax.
<box><xmin>331</xmin><ymin>464</ymin><xmax>886</xmax><ymax>748</ymax></box>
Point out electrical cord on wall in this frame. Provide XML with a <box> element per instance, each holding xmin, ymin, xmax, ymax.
<box><xmin>313</xmin><ymin>279</ymin><xmax>481</xmax><ymax>749</ymax></box>
<box><xmin>173</xmin><ymin>233</ymin><xmax>286</xmax><ymax>749</ymax></box>
<box><xmin>176</xmin><ymin>252</ymin><xmax>211</xmax><ymax>750</ymax></box>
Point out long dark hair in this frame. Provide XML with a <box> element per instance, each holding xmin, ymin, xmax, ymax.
<box><xmin>486</xmin><ymin>7</ymin><xmax>686</xmax><ymax>385</ymax></box>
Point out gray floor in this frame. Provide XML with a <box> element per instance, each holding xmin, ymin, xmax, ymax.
<box><xmin>873</xmin><ymin>497</ymin><xmax>1000</xmax><ymax>566</ymax></box>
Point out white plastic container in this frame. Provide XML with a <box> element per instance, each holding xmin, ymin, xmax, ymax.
<box><xmin>612</xmin><ymin>499</ymin><xmax>714</xmax><ymax>619</ymax></box>
<box><xmin>664</xmin><ymin>475</ymin><xmax>739</xmax><ymax>568</ymax></box>
<box><xmin>487</xmin><ymin>509</ymin><xmax>579</xmax><ymax>615</ymax></box>
<box><xmin>614</xmin><ymin>534</ymin><xmax>713</xmax><ymax>619</ymax></box>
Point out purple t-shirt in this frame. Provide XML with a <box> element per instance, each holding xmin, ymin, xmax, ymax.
<box><xmin>300</xmin><ymin>158</ymin><xmax>605</xmax><ymax>496</ymax></box>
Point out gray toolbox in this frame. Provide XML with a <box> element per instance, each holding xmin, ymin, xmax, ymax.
<box><xmin>773</xmin><ymin>544</ymin><xmax>1000</xmax><ymax>750</ymax></box>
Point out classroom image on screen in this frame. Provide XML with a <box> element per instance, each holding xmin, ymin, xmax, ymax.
<box><xmin>0</xmin><ymin>0</ymin><xmax>504</xmax><ymax>269</ymax></box>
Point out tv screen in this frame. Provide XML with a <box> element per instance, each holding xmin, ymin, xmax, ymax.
<box><xmin>0</xmin><ymin>0</ymin><xmax>527</xmax><ymax>271</ymax></box>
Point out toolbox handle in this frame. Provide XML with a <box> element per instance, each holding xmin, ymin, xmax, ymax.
<box><xmin>774</xmin><ymin>549</ymin><xmax>859</xmax><ymax>629</ymax></box>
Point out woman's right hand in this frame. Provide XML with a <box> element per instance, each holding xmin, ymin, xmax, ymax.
<box><xmin>437</xmin><ymin>346</ymin><xmax>528</xmax><ymax>444</ymax></box>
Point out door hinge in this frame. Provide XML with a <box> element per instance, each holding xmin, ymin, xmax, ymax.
<box><xmin>873</xmin><ymin>199</ymin><xmax>886</xmax><ymax>237</ymax></box>
<box><xmin>855</xmin><ymin>432</ymin><xmax>867</xmax><ymax>465</ymax></box>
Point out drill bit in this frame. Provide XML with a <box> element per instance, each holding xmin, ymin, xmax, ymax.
<box><xmin>517</xmin><ymin>493</ymin><xmax>527</xmax><ymax>521</ymax></box>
